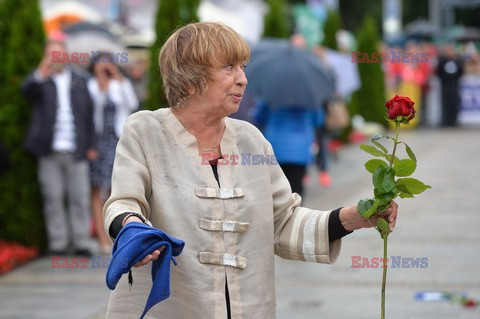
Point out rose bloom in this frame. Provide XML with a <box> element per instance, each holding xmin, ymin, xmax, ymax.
<box><xmin>385</xmin><ymin>95</ymin><xmax>416</xmax><ymax>122</ymax></box>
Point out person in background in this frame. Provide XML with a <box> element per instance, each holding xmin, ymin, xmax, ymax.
<box><xmin>253</xmin><ymin>101</ymin><xmax>325</xmax><ymax>197</ymax></box>
<box><xmin>102</xmin><ymin>22</ymin><xmax>398</xmax><ymax>318</ymax></box>
<box><xmin>22</xmin><ymin>31</ymin><xmax>96</xmax><ymax>256</ymax></box>
<box><xmin>126</xmin><ymin>52</ymin><xmax>148</xmax><ymax>109</ymax></box>
<box><xmin>254</xmin><ymin>33</ymin><xmax>328</xmax><ymax>196</ymax></box>
<box><xmin>437</xmin><ymin>43</ymin><xmax>464</xmax><ymax>127</ymax></box>
<box><xmin>88</xmin><ymin>52</ymin><xmax>138</xmax><ymax>254</ymax></box>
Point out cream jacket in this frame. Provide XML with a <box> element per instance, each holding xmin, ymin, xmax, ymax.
<box><xmin>103</xmin><ymin>108</ymin><xmax>342</xmax><ymax>319</ymax></box>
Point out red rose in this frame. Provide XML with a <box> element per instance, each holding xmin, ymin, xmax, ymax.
<box><xmin>385</xmin><ymin>95</ymin><xmax>416</xmax><ymax>122</ymax></box>
<box><xmin>464</xmin><ymin>299</ymin><xmax>477</xmax><ymax>308</ymax></box>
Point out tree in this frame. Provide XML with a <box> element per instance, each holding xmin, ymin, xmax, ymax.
<box><xmin>145</xmin><ymin>0</ymin><xmax>200</xmax><ymax>111</ymax></box>
<box><xmin>348</xmin><ymin>16</ymin><xmax>387</xmax><ymax>126</ymax></box>
<box><xmin>263</xmin><ymin>0</ymin><xmax>291</xmax><ymax>38</ymax></box>
<box><xmin>338</xmin><ymin>0</ymin><xmax>382</xmax><ymax>34</ymax></box>
<box><xmin>0</xmin><ymin>0</ymin><xmax>46</xmax><ymax>248</ymax></box>
<box><xmin>322</xmin><ymin>9</ymin><xmax>343</xmax><ymax>50</ymax></box>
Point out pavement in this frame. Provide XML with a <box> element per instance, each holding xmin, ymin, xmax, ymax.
<box><xmin>0</xmin><ymin>127</ymin><xmax>479</xmax><ymax>319</ymax></box>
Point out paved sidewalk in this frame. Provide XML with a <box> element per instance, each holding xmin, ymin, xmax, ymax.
<box><xmin>276</xmin><ymin>127</ymin><xmax>480</xmax><ymax>319</ymax></box>
<box><xmin>0</xmin><ymin>127</ymin><xmax>479</xmax><ymax>319</ymax></box>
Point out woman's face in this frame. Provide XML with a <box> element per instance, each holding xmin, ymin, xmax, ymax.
<box><xmin>196</xmin><ymin>62</ymin><xmax>248</xmax><ymax>117</ymax></box>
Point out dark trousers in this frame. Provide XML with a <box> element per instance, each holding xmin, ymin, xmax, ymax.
<box><xmin>280</xmin><ymin>164</ymin><xmax>307</xmax><ymax>197</ymax></box>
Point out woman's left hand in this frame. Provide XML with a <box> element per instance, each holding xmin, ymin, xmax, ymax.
<box><xmin>134</xmin><ymin>248</ymin><xmax>165</xmax><ymax>268</ymax></box>
<box><xmin>339</xmin><ymin>201</ymin><xmax>398</xmax><ymax>232</ymax></box>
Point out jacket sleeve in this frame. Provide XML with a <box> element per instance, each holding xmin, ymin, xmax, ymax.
<box><xmin>21</xmin><ymin>70</ymin><xmax>45</xmax><ymax>102</ymax></box>
<box><xmin>103</xmin><ymin>117</ymin><xmax>153</xmax><ymax>238</ymax></box>
<box><xmin>267</xmin><ymin>142</ymin><xmax>341</xmax><ymax>264</ymax></box>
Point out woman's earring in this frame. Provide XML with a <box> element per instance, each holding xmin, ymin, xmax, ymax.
<box><xmin>175</xmin><ymin>96</ymin><xmax>188</xmax><ymax>108</ymax></box>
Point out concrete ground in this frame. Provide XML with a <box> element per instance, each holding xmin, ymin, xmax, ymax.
<box><xmin>0</xmin><ymin>127</ymin><xmax>479</xmax><ymax>319</ymax></box>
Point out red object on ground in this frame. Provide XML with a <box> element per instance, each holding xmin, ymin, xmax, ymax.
<box><xmin>348</xmin><ymin>130</ymin><xmax>367</xmax><ymax>144</ymax></box>
<box><xmin>0</xmin><ymin>241</ymin><xmax>38</xmax><ymax>275</ymax></box>
<box><xmin>328</xmin><ymin>139</ymin><xmax>344</xmax><ymax>153</ymax></box>
<box><xmin>464</xmin><ymin>299</ymin><xmax>477</xmax><ymax>308</ymax></box>
<box><xmin>318</xmin><ymin>171</ymin><xmax>332</xmax><ymax>187</ymax></box>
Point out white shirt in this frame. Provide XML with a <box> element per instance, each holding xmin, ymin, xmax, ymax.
<box><xmin>34</xmin><ymin>68</ymin><xmax>77</xmax><ymax>152</ymax></box>
<box><xmin>51</xmin><ymin>69</ymin><xmax>76</xmax><ymax>152</ymax></box>
<box><xmin>87</xmin><ymin>78</ymin><xmax>138</xmax><ymax>138</ymax></box>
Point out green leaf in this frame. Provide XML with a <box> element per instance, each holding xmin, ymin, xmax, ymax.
<box><xmin>365</xmin><ymin>159</ymin><xmax>388</xmax><ymax>174</ymax></box>
<box><xmin>399</xmin><ymin>191</ymin><xmax>414</xmax><ymax>199</ymax></box>
<box><xmin>376</xmin><ymin>217</ymin><xmax>390</xmax><ymax>236</ymax></box>
<box><xmin>393</xmin><ymin>159</ymin><xmax>417</xmax><ymax>177</ymax></box>
<box><xmin>374</xmin><ymin>188</ymin><xmax>397</xmax><ymax>204</ymax></box>
<box><xmin>396</xmin><ymin>183</ymin><xmax>414</xmax><ymax>198</ymax></box>
<box><xmin>396</xmin><ymin>178</ymin><xmax>432</xmax><ymax>195</ymax></box>
<box><xmin>357</xmin><ymin>198</ymin><xmax>379</xmax><ymax>219</ymax></box>
<box><xmin>403</xmin><ymin>142</ymin><xmax>417</xmax><ymax>163</ymax></box>
<box><xmin>378</xmin><ymin>202</ymin><xmax>393</xmax><ymax>212</ymax></box>
<box><xmin>385</xmin><ymin>154</ymin><xmax>400</xmax><ymax>164</ymax></box>
<box><xmin>373</xmin><ymin>166</ymin><xmax>396</xmax><ymax>194</ymax></box>
<box><xmin>371</xmin><ymin>136</ymin><xmax>388</xmax><ymax>153</ymax></box>
<box><xmin>360</xmin><ymin>144</ymin><xmax>386</xmax><ymax>157</ymax></box>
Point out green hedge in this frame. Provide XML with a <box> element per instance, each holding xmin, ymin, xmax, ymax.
<box><xmin>145</xmin><ymin>0</ymin><xmax>200</xmax><ymax>111</ymax></box>
<box><xmin>348</xmin><ymin>15</ymin><xmax>387</xmax><ymax>126</ymax></box>
<box><xmin>0</xmin><ymin>0</ymin><xmax>46</xmax><ymax>249</ymax></box>
<box><xmin>263</xmin><ymin>0</ymin><xmax>291</xmax><ymax>39</ymax></box>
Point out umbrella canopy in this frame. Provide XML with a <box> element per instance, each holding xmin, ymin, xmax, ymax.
<box><xmin>246</xmin><ymin>39</ymin><xmax>335</xmax><ymax>109</ymax></box>
<box><xmin>64</xmin><ymin>22</ymin><xmax>126</xmax><ymax>58</ymax></box>
<box><xmin>404</xmin><ymin>19</ymin><xmax>438</xmax><ymax>40</ymax></box>
<box><xmin>448</xmin><ymin>26</ymin><xmax>480</xmax><ymax>42</ymax></box>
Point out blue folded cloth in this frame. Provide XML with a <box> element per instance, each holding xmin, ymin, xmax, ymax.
<box><xmin>106</xmin><ymin>221</ymin><xmax>185</xmax><ymax>318</ymax></box>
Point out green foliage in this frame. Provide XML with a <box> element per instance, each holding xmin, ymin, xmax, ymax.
<box><xmin>263</xmin><ymin>0</ymin><xmax>291</xmax><ymax>38</ymax></box>
<box><xmin>396</xmin><ymin>178</ymin><xmax>431</xmax><ymax>197</ymax></box>
<box><xmin>357</xmin><ymin>198</ymin><xmax>379</xmax><ymax>219</ymax></box>
<box><xmin>0</xmin><ymin>0</ymin><xmax>46</xmax><ymax>248</ymax></box>
<box><xmin>365</xmin><ymin>159</ymin><xmax>388</xmax><ymax>174</ymax></box>
<box><xmin>358</xmin><ymin>131</ymin><xmax>431</xmax><ymax>235</ymax></box>
<box><xmin>393</xmin><ymin>159</ymin><xmax>416</xmax><ymax>177</ymax></box>
<box><xmin>145</xmin><ymin>0</ymin><xmax>200</xmax><ymax>111</ymax></box>
<box><xmin>348</xmin><ymin>15</ymin><xmax>387</xmax><ymax>126</ymax></box>
<box><xmin>376</xmin><ymin>217</ymin><xmax>390</xmax><ymax>237</ymax></box>
<box><xmin>322</xmin><ymin>10</ymin><xmax>342</xmax><ymax>50</ymax></box>
<box><xmin>338</xmin><ymin>0</ymin><xmax>382</xmax><ymax>34</ymax></box>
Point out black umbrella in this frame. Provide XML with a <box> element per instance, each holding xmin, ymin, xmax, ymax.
<box><xmin>246</xmin><ymin>39</ymin><xmax>335</xmax><ymax>109</ymax></box>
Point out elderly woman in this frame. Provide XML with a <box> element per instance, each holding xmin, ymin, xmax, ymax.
<box><xmin>103</xmin><ymin>22</ymin><xmax>398</xmax><ymax>318</ymax></box>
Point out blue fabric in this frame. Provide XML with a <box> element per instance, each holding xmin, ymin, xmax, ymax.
<box><xmin>106</xmin><ymin>222</ymin><xmax>185</xmax><ymax>318</ymax></box>
<box><xmin>253</xmin><ymin>102</ymin><xmax>325</xmax><ymax>165</ymax></box>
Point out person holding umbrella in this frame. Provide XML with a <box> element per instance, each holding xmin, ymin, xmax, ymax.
<box><xmin>103</xmin><ymin>22</ymin><xmax>398</xmax><ymax>318</ymax></box>
<box><xmin>252</xmin><ymin>34</ymin><xmax>331</xmax><ymax>196</ymax></box>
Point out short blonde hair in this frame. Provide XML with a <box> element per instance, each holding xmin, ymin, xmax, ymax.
<box><xmin>159</xmin><ymin>22</ymin><xmax>250</xmax><ymax>107</ymax></box>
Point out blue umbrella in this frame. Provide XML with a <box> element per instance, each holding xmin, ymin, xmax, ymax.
<box><xmin>246</xmin><ymin>39</ymin><xmax>335</xmax><ymax>109</ymax></box>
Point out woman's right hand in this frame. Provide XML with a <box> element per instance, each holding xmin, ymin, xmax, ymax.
<box><xmin>122</xmin><ymin>215</ymin><xmax>166</xmax><ymax>267</ymax></box>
